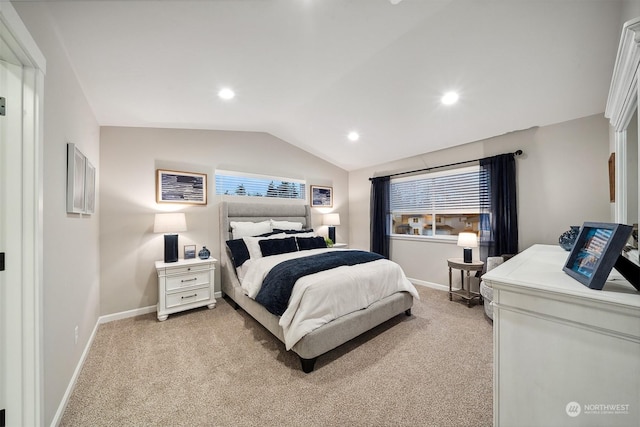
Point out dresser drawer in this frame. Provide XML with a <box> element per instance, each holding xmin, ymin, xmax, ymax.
<box><xmin>166</xmin><ymin>271</ymin><xmax>210</xmax><ymax>292</ymax></box>
<box><xmin>166</xmin><ymin>287</ymin><xmax>211</xmax><ymax>308</ymax></box>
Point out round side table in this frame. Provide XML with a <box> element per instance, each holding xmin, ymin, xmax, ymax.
<box><xmin>447</xmin><ymin>258</ymin><xmax>484</xmax><ymax>307</ymax></box>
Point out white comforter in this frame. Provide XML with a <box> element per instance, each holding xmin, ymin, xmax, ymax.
<box><xmin>239</xmin><ymin>248</ymin><xmax>419</xmax><ymax>350</ymax></box>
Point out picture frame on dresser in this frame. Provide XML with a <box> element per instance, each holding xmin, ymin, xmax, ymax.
<box><xmin>563</xmin><ymin>222</ymin><xmax>633</xmax><ymax>290</ymax></box>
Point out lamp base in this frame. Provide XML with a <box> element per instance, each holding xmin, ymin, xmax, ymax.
<box><xmin>463</xmin><ymin>248</ymin><xmax>472</xmax><ymax>263</ymax></box>
<box><xmin>328</xmin><ymin>226</ymin><xmax>336</xmax><ymax>244</ymax></box>
<box><xmin>164</xmin><ymin>234</ymin><xmax>179</xmax><ymax>263</ymax></box>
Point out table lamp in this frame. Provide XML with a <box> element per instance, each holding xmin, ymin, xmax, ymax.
<box><xmin>154</xmin><ymin>212</ymin><xmax>187</xmax><ymax>263</ymax></box>
<box><xmin>323</xmin><ymin>213</ymin><xmax>341</xmax><ymax>244</ymax></box>
<box><xmin>457</xmin><ymin>232</ymin><xmax>478</xmax><ymax>263</ymax></box>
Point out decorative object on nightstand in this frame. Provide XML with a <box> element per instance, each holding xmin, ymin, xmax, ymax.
<box><xmin>457</xmin><ymin>232</ymin><xmax>478</xmax><ymax>263</ymax></box>
<box><xmin>184</xmin><ymin>244</ymin><xmax>196</xmax><ymax>259</ymax></box>
<box><xmin>198</xmin><ymin>246</ymin><xmax>210</xmax><ymax>260</ymax></box>
<box><xmin>154</xmin><ymin>212</ymin><xmax>187</xmax><ymax>263</ymax></box>
<box><xmin>323</xmin><ymin>213</ymin><xmax>340</xmax><ymax>244</ymax></box>
<box><xmin>155</xmin><ymin>257</ymin><xmax>217</xmax><ymax>321</ymax></box>
<box><xmin>448</xmin><ymin>258</ymin><xmax>484</xmax><ymax>307</ymax></box>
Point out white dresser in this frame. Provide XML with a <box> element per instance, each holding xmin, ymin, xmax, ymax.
<box><xmin>482</xmin><ymin>245</ymin><xmax>640</xmax><ymax>426</ymax></box>
<box><xmin>155</xmin><ymin>257</ymin><xmax>217</xmax><ymax>321</ymax></box>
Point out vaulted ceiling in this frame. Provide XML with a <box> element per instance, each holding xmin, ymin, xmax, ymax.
<box><xmin>25</xmin><ymin>0</ymin><xmax>623</xmax><ymax>170</ymax></box>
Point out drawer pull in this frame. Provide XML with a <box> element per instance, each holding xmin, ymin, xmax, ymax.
<box><xmin>181</xmin><ymin>294</ymin><xmax>197</xmax><ymax>300</ymax></box>
<box><xmin>181</xmin><ymin>277</ymin><xmax>197</xmax><ymax>283</ymax></box>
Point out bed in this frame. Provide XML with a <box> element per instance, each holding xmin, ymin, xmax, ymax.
<box><xmin>219</xmin><ymin>201</ymin><xmax>417</xmax><ymax>372</ymax></box>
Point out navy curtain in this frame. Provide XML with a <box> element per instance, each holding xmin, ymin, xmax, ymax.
<box><xmin>370</xmin><ymin>176</ymin><xmax>390</xmax><ymax>258</ymax></box>
<box><xmin>480</xmin><ymin>153</ymin><xmax>518</xmax><ymax>261</ymax></box>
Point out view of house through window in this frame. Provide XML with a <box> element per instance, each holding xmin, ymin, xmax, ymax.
<box><xmin>390</xmin><ymin>165</ymin><xmax>488</xmax><ymax>240</ymax></box>
<box><xmin>215</xmin><ymin>170</ymin><xmax>306</xmax><ymax>200</ymax></box>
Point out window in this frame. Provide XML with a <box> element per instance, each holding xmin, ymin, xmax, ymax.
<box><xmin>390</xmin><ymin>165</ymin><xmax>488</xmax><ymax>239</ymax></box>
<box><xmin>215</xmin><ymin>170</ymin><xmax>306</xmax><ymax>200</ymax></box>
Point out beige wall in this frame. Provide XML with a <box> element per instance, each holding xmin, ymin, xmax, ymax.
<box><xmin>99</xmin><ymin>127</ymin><xmax>348</xmax><ymax>315</ymax></box>
<box><xmin>13</xmin><ymin>3</ymin><xmax>101</xmax><ymax>425</ymax></box>
<box><xmin>349</xmin><ymin>114</ymin><xmax>611</xmax><ymax>287</ymax></box>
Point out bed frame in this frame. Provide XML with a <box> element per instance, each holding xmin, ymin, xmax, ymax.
<box><xmin>219</xmin><ymin>201</ymin><xmax>414</xmax><ymax>372</ymax></box>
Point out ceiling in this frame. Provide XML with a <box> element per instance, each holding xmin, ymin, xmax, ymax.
<box><xmin>28</xmin><ymin>0</ymin><xmax>623</xmax><ymax>171</ymax></box>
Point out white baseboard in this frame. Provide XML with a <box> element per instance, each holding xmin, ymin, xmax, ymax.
<box><xmin>50</xmin><ymin>319</ymin><xmax>100</xmax><ymax>427</ymax></box>
<box><xmin>98</xmin><ymin>305</ymin><xmax>156</xmax><ymax>324</ymax></box>
<box><xmin>50</xmin><ymin>304</ymin><xmax>157</xmax><ymax>426</ymax></box>
<box><xmin>409</xmin><ymin>278</ymin><xmax>461</xmax><ymax>292</ymax></box>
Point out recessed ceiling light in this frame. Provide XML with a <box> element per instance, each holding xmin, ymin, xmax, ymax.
<box><xmin>347</xmin><ymin>131</ymin><xmax>360</xmax><ymax>142</ymax></box>
<box><xmin>441</xmin><ymin>91</ymin><xmax>459</xmax><ymax>105</ymax></box>
<box><xmin>218</xmin><ymin>88</ymin><xmax>235</xmax><ymax>100</ymax></box>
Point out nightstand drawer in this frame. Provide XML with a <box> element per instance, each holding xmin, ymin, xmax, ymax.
<box><xmin>166</xmin><ymin>272</ymin><xmax>210</xmax><ymax>292</ymax></box>
<box><xmin>166</xmin><ymin>287</ymin><xmax>211</xmax><ymax>308</ymax></box>
<box><xmin>164</xmin><ymin>263</ymin><xmax>210</xmax><ymax>276</ymax></box>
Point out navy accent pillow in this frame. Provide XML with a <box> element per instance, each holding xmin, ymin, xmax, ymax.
<box><xmin>226</xmin><ymin>239</ymin><xmax>250</xmax><ymax>268</ymax></box>
<box><xmin>296</xmin><ymin>236</ymin><xmax>327</xmax><ymax>250</ymax></box>
<box><xmin>273</xmin><ymin>228</ymin><xmax>314</xmax><ymax>234</ymax></box>
<box><xmin>259</xmin><ymin>237</ymin><xmax>298</xmax><ymax>257</ymax></box>
<box><xmin>258</xmin><ymin>231</ymin><xmax>284</xmax><ymax>237</ymax></box>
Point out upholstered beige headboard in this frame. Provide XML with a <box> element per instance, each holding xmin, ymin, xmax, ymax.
<box><xmin>218</xmin><ymin>201</ymin><xmax>312</xmax><ymax>293</ymax></box>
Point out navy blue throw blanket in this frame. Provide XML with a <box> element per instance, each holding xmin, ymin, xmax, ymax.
<box><xmin>255</xmin><ymin>250</ymin><xmax>384</xmax><ymax>316</ymax></box>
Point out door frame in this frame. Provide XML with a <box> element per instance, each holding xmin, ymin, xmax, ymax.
<box><xmin>0</xmin><ymin>3</ymin><xmax>45</xmax><ymax>426</ymax></box>
<box><xmin>605</xmin><ymin>16</ymin><xmax>640</xmax><ymax>226</ymax></box>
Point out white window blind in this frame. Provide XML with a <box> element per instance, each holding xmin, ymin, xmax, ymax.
<box><xmin>215</xmin><ymin>170</ymin><xmax>306</xmax><ymax>200</ymax></box>
<box><xmin>390</xmin><ymin>166</ymin><xmax>488</xmax><ymax>213</ymax></box>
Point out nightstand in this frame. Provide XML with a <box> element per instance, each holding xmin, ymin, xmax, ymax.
<box><xmin>332</xmin><ymin>243</ymin><xmax>348</xmax><ymax>248</ymax></box>
<box><xmin>155</xmin><ymin>257</ymin><xmax>217</xmax><ymax>321</ymax></box>
<box><xmin>447</xmin><ymin>258</ymin><xmax>484</xmax><ymax>307</ymax></box>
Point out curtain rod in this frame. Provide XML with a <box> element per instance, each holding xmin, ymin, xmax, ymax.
<box><xmin>368</xmin><ymin>149</ymin><xmax>523</xmax><ymax>181</ymax></box>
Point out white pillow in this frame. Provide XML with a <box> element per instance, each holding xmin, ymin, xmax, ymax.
<box><xmin>243</xmin><ymin>233</ymin><xmax>288</xmax><ymax>260</ymax></box>
<box><xmin>230</xmin><ymin>220</ymin><xmax>271</xmax><ymax>239</ymax></box>
<box><xmin>270</xmin><ymin>219</ymin><xmax>303</xmax><ymax>231</ymax></box>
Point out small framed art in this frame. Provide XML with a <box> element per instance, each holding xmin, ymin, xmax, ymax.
<box><xmin>608</xmin><ymin>153</ymin><xmax>615</xmax><ymax>203</ymax></box>
<box><xmin>156</xmin><ymin>169</ymin><xmax>207</xmax><ymax>205</ymax></box>
<box><xmin>84</xmin><ymin>160</ymin><xmax>96</xmax><ymax>214</ymax></box>
<box><xmin>310</xmin><ymin>185</ymin><xmax>333</xmax><ymax>208</ymax></box>
<box><xmin>563</xmin><ymin>222</ymin><xmax>633</xmax><ymax>290</ymax></box>
<box><xmin>184</xmin><ymin>245</ymin><xmax>196</xmax><ymax>260</ymax></box>
<box><xmin>67</xmin><ymin>143</ymin><xmax>95</xmax><ymax>215</ymax></box>
<box><xmin>67</xmin><ymin>144</ymin><xmax>86</xmax><ymax>213</ymax></box>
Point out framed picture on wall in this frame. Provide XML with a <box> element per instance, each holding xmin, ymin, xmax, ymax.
<box><xmin>67</xmin><ymin>143</ymin><xmax>86</xmax><ymax>214</ymax></box>
<box><xmin>67</xmin><ymin>143</ymin><xmax>96</xmax><ymax>215</ymax></box>
<box><xmin>156</xmin><ymin>169</ymin><xmax>207</xmax><ymax>205</ymax></box>
<box><xmin>84</xmin><ymin>160</ymin><xmax>96</xmax><ymax>214</ymax></box>
<box><xmin>310</xmin><ymin>185</ymin><xmax>333</xmax><ymax>207</ymax></box>
<box><xmin>563</xmin><ymin>222</ymin><xmax>633</xmax><ymax>290</ymax></box>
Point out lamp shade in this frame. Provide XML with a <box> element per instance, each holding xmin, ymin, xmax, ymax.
<box><xmin>323</xmin><ymin>213</ymin><xmax>341</xmax><ymax>226</ymax></box>
<box><xmin>154</xmin><ymin>213</ymin><xmax>187</xmax><ymax>233</ymax></box>
<box><xmin>457</xmin><ymin>232</ymin><xmax>478</xmax><ymax>248</ymax></box>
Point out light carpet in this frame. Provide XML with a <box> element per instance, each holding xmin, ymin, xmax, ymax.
<box><xmin>61</xmin><ymin>286</ymin><xmax>493</xmax><ymax>426</ymax></box>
